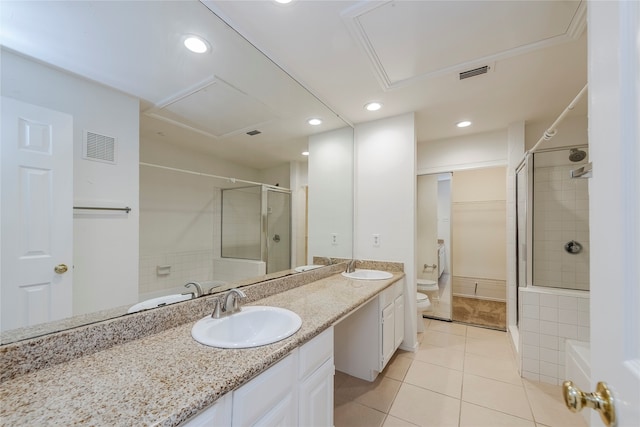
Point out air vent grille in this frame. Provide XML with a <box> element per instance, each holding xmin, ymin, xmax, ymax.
<box><xmin>459</xmin><ymin>66</ymin><xmax>490</xmax><ymax>80</ymax></box>
<box><xmin>83</xmin><ymin>131</ymin><xmax>116</xmax><ymax>164</ymax></box>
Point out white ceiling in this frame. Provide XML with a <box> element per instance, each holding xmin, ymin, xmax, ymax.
<box><xmin>210</xmin><ymin>0</ymin><xmax>588</xmax><ymax>143</ymax></box>
<box><xmin>1</xmin><ymin>0</ymin><xmax>588</xmax><ymax>170</ymax></box>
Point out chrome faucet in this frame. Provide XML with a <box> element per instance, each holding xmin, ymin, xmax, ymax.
<box><xmin>184</xmin><ymin>281</ymin><xmax>203</xmax><ymax>298</ymax></box>
<box><xmin>345</xmin><ymin>259</ymin><xmax>358</xmax><ymax>273</ymax></box>
<box><xmin>211</xmin><ymin>288</ymin><xmax>247</xmax><ymax>318</ymax></box>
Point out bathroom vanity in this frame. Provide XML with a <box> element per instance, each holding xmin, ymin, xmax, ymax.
<box><xmin>0</xmin><ymin>262</ymin><xmax>405</xmax><ymax>426</ymax></box>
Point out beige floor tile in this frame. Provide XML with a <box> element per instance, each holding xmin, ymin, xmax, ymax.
<box><xmin>464</xmin><ymin>351</ymin><xmax>522</xmax><ymax>385</ymax></box>
<box><xmin>413</xmin><ymin>343</ymin><xmax>465</xmax><ymax>371</ymax></box>
<box><xmin>335</xmin><ymin>370</ymin><xmax>351</xmax><ymax>388</ymax></box>
<box><xmin>334</xmin><ymin>400</ymin><xmax>386</xmax><ymax>427</ymax></box>
<box><xmin>404</xmin><ymin>359</ymin><xmax>463</xmax><ymax>398</ymax></box>
<box><xmin>523</xmin><ymin>380</ymin><xmax>588</xmax><ymax>427</ymax></box>
<box><xmin>462</xmin><ymin>373</ymin><xmax>533</xmax><ymax>420</ymax></box>
<box><xmin>460</xmin><ymin>401</ymin><xmax>536</xmax><ymax>427</ymax></box>
<box><xmin>383</xmin><ymin>352</ymin><xmax>413</xmax><ymax>381</ymax></box>
<box><xmin>421</xmin><ymin>330</ymin><xmax>466</xmax><ymax>351</ymax></box>
<box><xmin>382</xmin><ymin>414</ymin><xmax>420</xmax><ymax>427</ymax></box>
<box><xmin>389</xmin><ymin>383</ymin><xmax>461</xmax><ymax>427</ymax></box>
<box><xmin>335</xmin><ymin>373</ymin><xmax>402</xmax><ymax>413</ymax></box>
<box><xmin>427</xmin><ymin>320</ymin><xmax>468</xmax><ymax>336</ymax></box>
<box><xmin>465</xmin><ymin>336</ymin><xmax>514</xmax><ymax>360</ymax></box>
<box><xmin>466</xmin><ymin>325</ymin><xmax>509</xmax><ymax>340</ymax></box>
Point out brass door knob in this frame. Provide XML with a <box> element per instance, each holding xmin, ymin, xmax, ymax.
<box><xmin>563</xmin><ymin>380</ymin><xmax>616</xmax><ymax>427</ymax></box>
<box><xmin>54</xmin><ymin>264</ymin><xmax>68</xmax><ymax>274</ymax></box>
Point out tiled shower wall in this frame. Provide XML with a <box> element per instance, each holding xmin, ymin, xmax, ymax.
<box><xmin>519</xmin><ymin>287</ymin><xmax>590</xmax><ymax>385</ymax></box>
<box><xmin>139</xmin><ymin>250</ymin><xmax>214</xmax><ymax>299</ymax></box>
<box><xmin>533</xmin><ymin>164</ymin><xmax>589</xmax><ymax>291</ymax></box>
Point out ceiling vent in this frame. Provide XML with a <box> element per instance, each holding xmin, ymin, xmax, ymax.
<box><xmin>459</xmin><ymin>65</ymin><xmax>490</xmax><ymax>80</ymax></box>
<box><xmin>246</xmin><ymin>130</ymin><xmax>261</xmax><ymax>136</ymax></box>
<box><xmin>83</xmin><ymin>130</ymin><xmax>116</xmax><ymax>164</ymax></box>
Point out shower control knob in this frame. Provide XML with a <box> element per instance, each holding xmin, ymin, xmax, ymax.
<box><xmin>564</xmin><ymin>240</ymin><xmax>583</xmax><ymax>254</ymax></box>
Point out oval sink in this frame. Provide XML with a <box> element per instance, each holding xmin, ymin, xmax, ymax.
<box><xmin>191</xmin><ymin>306</ymin><xmax>302</xmax><ymax>348</ymax></box>
<box><xmin>341</xmin><ymin>269</ymin><xmax>393</xmax><ymax>280</ymax></box>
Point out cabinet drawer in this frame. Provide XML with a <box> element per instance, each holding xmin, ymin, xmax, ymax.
<box><xmin>394</xmin><ymin>280</ymin><xmax>403</xmax><ymax>297</ymax></box>
<box><xmin>232</xmin><ymin>353</ymin><xmax>296</xmax><ymax>426</ymax></box>
<box><xmin>379</xmin><ymin>285</ymin><xmax>395</xmax><ymax>307</ymax></box>
<box><xmin>299</xmin><ymin>327</ymin><xmax>333</xmax><ymax>379</ymax></box>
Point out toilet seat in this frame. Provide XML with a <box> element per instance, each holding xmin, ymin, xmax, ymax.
<box><xmin>417</xmin><ymin>279</ymin><xmax>438</xmax><ymax>292</ymax></box>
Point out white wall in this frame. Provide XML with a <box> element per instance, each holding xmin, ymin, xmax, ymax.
<box><xmin>354</xmin><ymin>113</ymin><xmax>417</xmax><ymax>350</ymax></box>
<box><xmin>290</xmin><ymin>161</ymin><xmax>308</xmax><ymax>267</ymax></box>
<box><xmin>139</xmin><ymin>137</ymin><xmax>265</xmax><ymax>296</ymax></box>
<box><xmin>308</xmin><ymin>127</ymin><xmax>354</xmax><ymax>262</ymax></box>
<box><xmin>507</xmin><ymin>121</ymin><xmax>525</xmax><ymax>345</ymax></box>
<box><xmin>1</xmin><ymin>49</ymin><xmax>140</xmax><ymax>315</ymax></box>
<box><xmin>525</xmin><ymin>115</ymin><xmax>588</xmax><ymax>151</ymax></box>
<box><xmin>417</xmin><ymin>129</ymin><xmax>508</xmax><ymax>174</ymax></box>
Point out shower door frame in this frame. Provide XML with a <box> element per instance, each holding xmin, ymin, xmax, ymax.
<box><xmin>261</xmin><ymin>186</ymin><xmax>292</xmax><ymax>274</ymax></box>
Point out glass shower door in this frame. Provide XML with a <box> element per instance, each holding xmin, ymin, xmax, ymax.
<box><xmin>265</xmin><ymin>188</ymin><xmax>291</xmax><ymax>273</ymax></box>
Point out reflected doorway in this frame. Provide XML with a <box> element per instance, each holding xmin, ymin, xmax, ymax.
<box><xmin>417</xmin><ymin>173</ymin><xmax>453</xmax><ymax>321</ymax></box>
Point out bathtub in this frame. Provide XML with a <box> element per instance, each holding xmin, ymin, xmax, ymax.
<box><xmin>565</xmin><ymin>340</ymin><xmax>591</xmax><ymax>425</ymax></box>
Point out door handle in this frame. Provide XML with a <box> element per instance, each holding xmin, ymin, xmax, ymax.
<box><xmin>563</xmin><ymin>380</ymin><xmax>616</xmax><ymax>426</ymax></box>
<box><xmin>54</xmin><ymin>264</ymin><xmax>68</xmax><ymax>274</ymax></box>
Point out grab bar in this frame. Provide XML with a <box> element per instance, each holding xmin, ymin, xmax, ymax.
<box><xmin>73</xmin><ymin>206</ymin><xmax>131</xmax><ymax>213</ymax></box>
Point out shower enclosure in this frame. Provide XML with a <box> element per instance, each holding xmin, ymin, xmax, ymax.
<box><xmin>221</xmin><ymin>185</ymin><xmax>291</xmax><ymax>274</ymax></box>
<box><xmin>514</xmin><ymin>145</ymin><xmax>591</xmax><ymax>384</ymax></box>
<box><xmin>516</xmin><ymin>145</ymin><xmax>590</xmax><ymax>292</ymax></box>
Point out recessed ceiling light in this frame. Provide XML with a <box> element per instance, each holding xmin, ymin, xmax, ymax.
<box><xmin>275</xmin><ymin>0</ymin><xmax>293</xmax><ymax>3</ymax></box>
<box><xmin>308</xmin><ymin>118</ymin><xmax>322</xmax><ymax>126</ymax></box>
<box><xmin>365</xmin><ymin>102</ymin><xmax>382</xmax><ymax>111</ymax></box>
<box><xmin>302</xmin><ymin>151</ymin><xmax>309</xmax><ymax>156</ymax></box>
<box><xmin>184</xmin><ymin>36</ymin><xmax>209</xmax><ymax>53</ymax></box>
<box><xmin>456</xmin><ymin>120</ymin><xmax>472</xmax><ymax>128</ymax></box>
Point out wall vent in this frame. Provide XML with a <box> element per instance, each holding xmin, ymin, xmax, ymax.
<box><xmin>83</xmin><ymin>130</ymin><xmax>116</xmax><ymax>164</ymax></box>
<box><xmin>459</xmin><ymin>65</ymin><xmax>490</xmax><ymax>80</ymax></box>
<box><xmin>246</xmin><ymin>130</ymin><xmax>261</xmax><ymax>136</ymax></box>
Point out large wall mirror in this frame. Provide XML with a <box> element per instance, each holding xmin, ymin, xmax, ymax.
<box><xmin>0</xmin><ymin>0</ymin><xmax>353</xmax><ymax>344</ymax></box>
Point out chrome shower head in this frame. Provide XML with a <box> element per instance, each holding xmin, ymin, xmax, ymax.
<box><xmin>569</xmin><ymin>148</ymin><xmax>587</xmax><ymax>162</ymax></box>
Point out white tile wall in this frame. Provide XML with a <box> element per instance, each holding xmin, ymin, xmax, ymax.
<box><xmin>518</xmin><ymin>287</ymin><xmax>590</xmax><ymax>385</ymax></box>
<box><xmin>532</xmin><ymin>164</ymin><xmax>590</xmax><ymax>291</ymax></box>
<box><xmin>139</xmin><ymin>250</ymin><xmax>214</xmax><ymax>296</ymax></box>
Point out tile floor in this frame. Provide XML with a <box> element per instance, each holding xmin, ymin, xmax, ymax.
<box><xmin>334</xmin><ymin>318</ymin><xmax>588</xmax><ymax>427</ymax></box>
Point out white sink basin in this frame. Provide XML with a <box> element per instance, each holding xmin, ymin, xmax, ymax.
<box><xmin>294</xmin><ymin>264</ymin><xmax>324</xmax><ymax>272</ymax></box>
<box><xmin>341</xmin><ymin>269</ymin><xmax>393</xmax><ymax>280</ymax></box>
<box><xmin>191</xmin><ymin>306</ymin><xmax>302</xmax><ymax>348</ymax></box>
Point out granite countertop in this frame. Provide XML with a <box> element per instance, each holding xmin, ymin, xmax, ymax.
<box><xmin>0</xmin><ymin>271</ymin><xmax>403</xmax><ymax>426</ymax></box>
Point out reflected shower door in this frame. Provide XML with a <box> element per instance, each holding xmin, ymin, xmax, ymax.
<box><xmin>265</xmin><ymin>189</ymin><xmax>291</xmax><ymax>273</ymax></box>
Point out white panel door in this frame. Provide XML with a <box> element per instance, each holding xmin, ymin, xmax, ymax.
<box><xmin>1</xmin><ymin>97</ymin><xmax>73</xmax><ymax>332</ymax></box>
<box><xmin>580</xmin><ymin>2</ymin><xmax>640</xmax><ymax>426</ymax></box>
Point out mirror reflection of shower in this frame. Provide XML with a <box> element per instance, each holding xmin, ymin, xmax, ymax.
<box><xmin>221</xmin><ymin>185</ymin><xmax>291</xmax><ymax>275</ymax></box>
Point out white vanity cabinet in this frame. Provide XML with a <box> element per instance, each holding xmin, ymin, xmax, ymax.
<box><xmin>379</xmin><ymin>280</ymin><xmax>404</xmax><ymax>370</ymax></box>
<box><xmin>334</xmin><ymin>278</ymin><xmax>405</xmax><ymax>381</ymax></box>
<box><xmin>298</xmin><ymin>328</ymin><xmax>334</xmax><ymax>426</ymax></box>
<box><xmin>182</xmin><ymin>327</ymin><xmax>334</xmax><ymax>427</ymax></box>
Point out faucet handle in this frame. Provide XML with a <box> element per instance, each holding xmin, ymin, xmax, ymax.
<box><xmin>210</xmin><ymin>297</ymin><xmax>222</xmax><ymax>319</ymax></box>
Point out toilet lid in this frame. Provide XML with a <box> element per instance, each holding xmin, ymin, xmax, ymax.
<box><xmin>416</xmin><ymin>293</ymin><xmax>429</xmax><ymax>301</ymax></box>
<box><xmin>417</xmin><ymin>279</ymin><xmax>436</xmax><ymax>286</ymax></box>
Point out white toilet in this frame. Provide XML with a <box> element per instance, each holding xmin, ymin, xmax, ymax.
<box><xmin>416</xmin><ymin>279</ymin><xmax>439</xmax><ymax>332</ymax></box>
<box><xmin>416</xmin><ymin>292</ymin><xmax>432</xmax><ymax>332</ymax></box>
